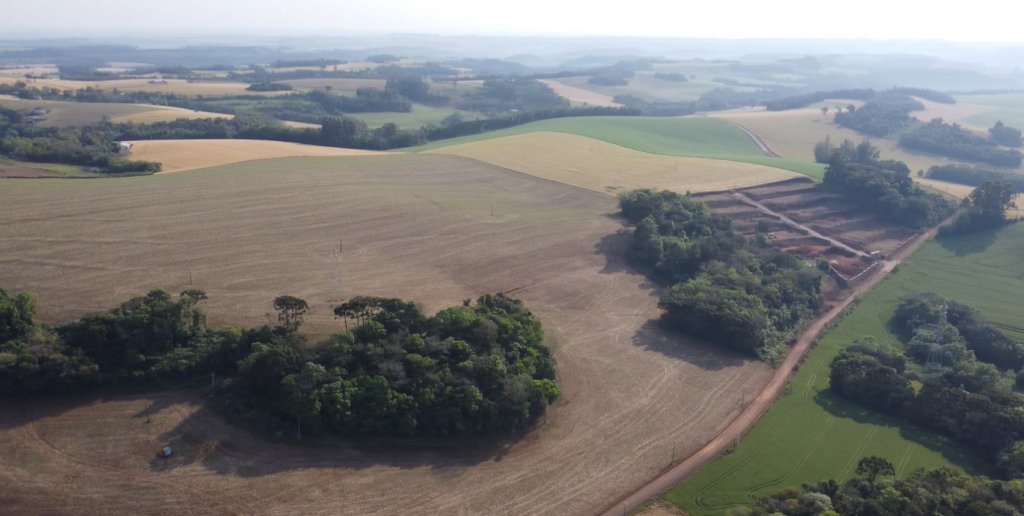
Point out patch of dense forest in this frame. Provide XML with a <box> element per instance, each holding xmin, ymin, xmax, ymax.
<box><xmin>0</xmin><ymin>289</ymin><xmax>558</xmax><ymax>439</ymax></box>
<box><xmin>833</xmin><ymin>93</ymin><xmax>923</xmax><ymax>137</ymax></box>
<box><xmin>764</xmin><ymin>87</ymin><xmax>953</xmax><ymax>112</ymax></box>
<box><xmin>901</xmin><ymin>118</ymin><xmax>1023</xmax><ymax>168</ymax></box>
<box><xmin>0</xmin><ymin>107</ymin><xmax>161</xmax><ymax>173</ymax></box>
<box><xmin>453</xmin><ymin>78</ymin><xmax>569</xmax><ymax>115</ymax></box>
<box><xmin>618</xmin><ymin>190</ymin><xmax>822</xmax><ymax>361</ymax></box>
<box><xmin>817</xmin><ymin>139</ymin><xmax>954</xmax><ymax>228</ymax></box>
<box><xmin>927</xmin><ymin>163</ymin><xmax>1024</xmax><ymax>191</ymax></box>
<box><xmin>752</xmin><ymin>461</ymin><xmax>1024</xmax><ymax>515</ymax></box>
<box><xmin>830</xmin><ymin>293</ymin><xmax>1024</xmax><ymax>474</ymax></box>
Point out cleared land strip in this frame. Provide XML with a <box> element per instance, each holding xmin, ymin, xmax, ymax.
<box><xmin>127</xmin><ymin>139</ymin><xmax>382</xmax><ymax>173</ymax></box>
<box><xmin>600</xmin><ymin>209</ymin><xmax>960</xmax><ymax>516</ymax></box>
<box><xmin>538</xmin><ymin>79</ymin><xmax>622</xmax><ymax>108</ymax></box>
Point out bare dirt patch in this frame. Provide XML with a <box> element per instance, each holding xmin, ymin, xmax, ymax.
<box><xmin>0</xmin><ymin>165</ymin><xmax>63</xmax><ymax>178</ymax></box>
<box><xmin>539</xmin><ymin>79</ymin><xmax>623</xmax><ymax>107</ymax></box>
<box><xmin>0</xmin><ymin>154</ymin><xmax>772</xmax><ymax>515</ymax></box>
<box><xmin>697</xmin><ymin>177</ymin><xmax>917</xmax><ymax>299</ymax></box>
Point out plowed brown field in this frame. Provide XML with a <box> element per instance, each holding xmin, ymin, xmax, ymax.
<box><xmin>0</xmin><ymin>154</ymin><xmax>772</xmax><ymax>515</ymax></box>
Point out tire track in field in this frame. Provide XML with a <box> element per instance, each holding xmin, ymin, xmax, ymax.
<box><xmin>742</xmin><ymin>415</ymin><xmax>836</xmax><ymax>503</ymax></box>
<box><xmin>19</xmin><ymin>404</ymin><xmax>257</xmax><ymax>515</ymax></box>
<box><xmin>692</xmin><ymin>448</ymin><xmax>763</xmax><ymax>510</ymax></box>
<box><xmin>896</xmin><ymin>443</ymin><xmax>914</xmax><ymax>475</ymax></box>
<box><xmin>504</xmin><ymin>362</ymin><xmax>750</xmax><ymax>516</ymax></box>
<box><xmin>837</xmin><ymin>427</ymin><xmax>880</xmax><ymax>481</ymax></box>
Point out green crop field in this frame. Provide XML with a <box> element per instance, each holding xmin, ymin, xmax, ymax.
<box><xmin>957</xmin><ymin>92</ymin><xmax>1024</xmax><ymax>130</ymax></box>
<box><xmin>413</xmin><ymin>116</ymin><xmax>826</xmax><ymax>177</ymax></box>
<box><xmin>665</xmin><ymin>222</ymin><xmax>1024</xmax><ymax>515</ymax></box>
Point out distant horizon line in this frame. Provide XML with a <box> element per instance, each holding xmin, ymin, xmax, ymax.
<box><xmin>0</xmin><ymin>30</ymin><xmax>1022</xmax><ymax>46</ymax></box>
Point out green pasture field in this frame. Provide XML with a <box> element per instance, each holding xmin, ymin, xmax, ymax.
<box><xmin>957</xmin><ymin>92</ymin><xmax>1024</xmax><ymax>130</ymax></box>
<box><xmin>413</xmin><ymin>116</ymin><xmax>825</xmax><ymax>178</ymax></box>
<box><xmin>665</xmin><ymin>222</ymin><xmax>1024</xmax><ymax>514</ymax></box>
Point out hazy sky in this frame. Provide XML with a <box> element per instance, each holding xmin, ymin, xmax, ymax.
<box><xmin>7</xmin><ymin>0</ymin><xmax>1023</xmax><ymax>43</ymax></box>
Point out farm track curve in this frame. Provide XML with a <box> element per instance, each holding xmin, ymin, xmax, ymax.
<box><xmin>599</xmin><ymin>208</ymin><xmax>961</xmax><ymax>516</ymax></box>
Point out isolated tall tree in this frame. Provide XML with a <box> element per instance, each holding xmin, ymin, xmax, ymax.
<box><xmin>821</xmin><ymin>106</ymin><xmax>829</xmax><ymax>117</ymax></box>
<box><xmin>969</xmin><ymin>181</ymin><xmax>1018</xmax><ymax>222</ymax></box>
<box><xmin>0</xmin><ymin>289</ymin><xmax>35</xmax><ymax>342</ymax></box>
<box><xmin>273</xmin><ymin>295</ymin><xmax>309</xmax><ymax>331</ymax></box>
<box><xmin>990</xmin><ymin>121</ymin><xmax>1023</xmax><ymax>147</ymax></box>
<box><xmin>856</xmin><ymin>456</ymin><xmax>896</xmax><ymax>484</ymax></box>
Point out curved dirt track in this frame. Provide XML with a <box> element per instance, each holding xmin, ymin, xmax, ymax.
<box><xmin>0</xmin><ymin>154</ymin><xmax>773</xmax><ymax>515</ymax></box>
<box><xmin>718</xmin><ymin>118</ymin><xmax>780</xmax><ymax>157</ymax></box>
<box><xmin>599</xmin><ymin>211</ymin><xmax>958</xmax><ymax>516</ymax></box>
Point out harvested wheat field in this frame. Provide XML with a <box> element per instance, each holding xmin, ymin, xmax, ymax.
<box><xmin>108</xmin><ymin>105</ymin><xmax>233</xmax><ymax>124</ymax></box>
<box><xmin>429</xmin><ymin>131</ymin><xmax>800</xmax><ymax>194</ymax></box>
<box><xmin>910</xmin><ymin>98</ymin><xmax>993</xmax><ymax>133</ymax></box>
<box><xmin>539</xmin><ymin>79</ymin><xmax>622</xmax><ymax>107</ymax></box>
<box><xmin>0</xmin><ymin>154</ymin><xmax>773</xmax><ymax>515</ymax></box>
<box><xmin>127</xmin><ymin>139</ymin><xmax>381</xmax><ymax>172</ymax></box>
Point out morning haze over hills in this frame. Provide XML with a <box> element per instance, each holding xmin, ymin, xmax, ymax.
<box><xmin>2</xmin><ymin>3</ymin><xmax>1024</xmax><ymax>515</ymax></box>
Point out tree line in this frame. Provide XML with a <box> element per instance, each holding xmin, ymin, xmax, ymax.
<box><xmin>833</xmin><ymin>93</ymin><xmax>923</xmax><ymax>137</ymax></box>
<box><xmin>0</xmin><ymin>107</ymin><xmax>161</xmax><ymax>173</ymax></box>
<box><xmin>900</xmin><ymin>118</ymin><xmax>1023</xmax><ymax>168</ymax></box>
<box><xmin>0</xmin><ymin>288</ymin><xmax>558</xmax><ymax>440</ymax></box>
<box><xmin>618</xmin><ymin>189</ymin><xmax>822</xmax><ymax>361</ymax></box>
<box><xmin>830</xmin><ymin>293</ymin><xmax>1024</xmax><ymax>475</ymax></box>
<box><xmin>751</xmin><ymin>460</ymin><xmax>1024</xmax><ymax>515</ymax></box>
<box><xmin>818</xmin><ymin>138</ymin><xmax>954</xmax><ymax>228</ymax></box>
<box><xmin>765</xmin><ymin>87</ymin><xmax>954</xmax><ymax>111</ymax></box>
<box><xmin>926</xmin><ymin>163</ymin><xmax>1024</xmax><ymax>191</ymax></box>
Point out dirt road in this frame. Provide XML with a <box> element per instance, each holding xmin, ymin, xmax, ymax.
<box><xmin>598</xmin><ymin>211</ymin><xmax>957</xmax><ymax>516</ymax></box>
<box><xmin>731</xmin><ymin>191</ymin><xmax>870</xmax><ymax>258</ymax></box>
<box><xmin>719</xmin><ymin>119</ymin><xmax>781</xmax><ymax>157</ymax></box>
